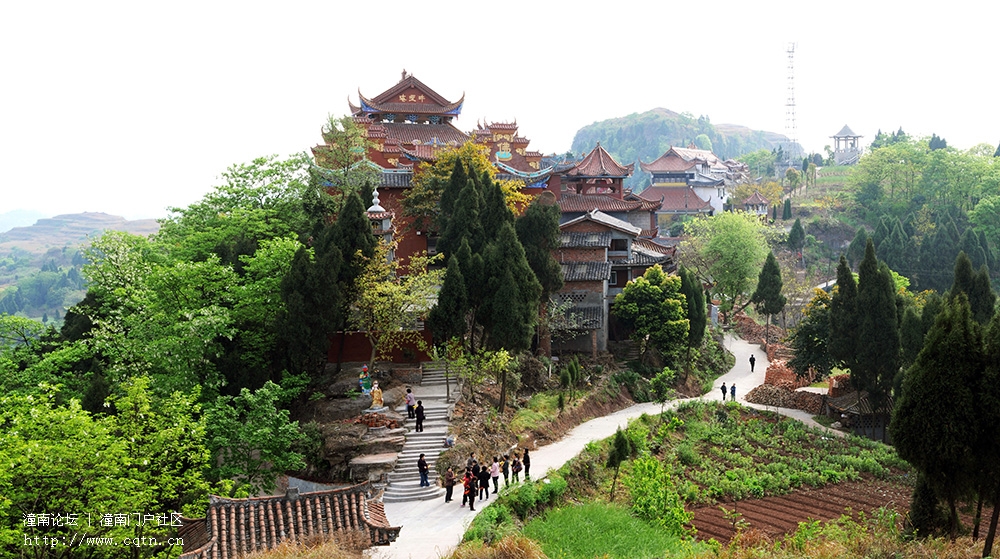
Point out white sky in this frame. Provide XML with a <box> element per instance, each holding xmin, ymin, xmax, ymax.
<box><xmin>2</xmin><ymin>0</ymin><xmax>997</xmax><ymax>220</ymax></box>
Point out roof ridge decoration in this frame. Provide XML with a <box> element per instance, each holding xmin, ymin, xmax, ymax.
<box><xmin>354</xmin><ymin>74</ymin><xmax>465</xmax><ymax>118</ymax></box>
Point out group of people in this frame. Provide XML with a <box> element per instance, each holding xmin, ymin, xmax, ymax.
<box><xmin>441</xmin><ymin>450</ymin><xmax>530</xmax><ymax>510</ymax></box>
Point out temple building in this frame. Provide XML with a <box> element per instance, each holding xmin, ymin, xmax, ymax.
<box><xmin>312</xmin><ymin>71</ymin><xmax>554</xmax><ymax>265</ymax></box>
<box><xmin>637</xmin><ymin>146</ymin><xmax>750</xmax><ymax>229</ymax></box>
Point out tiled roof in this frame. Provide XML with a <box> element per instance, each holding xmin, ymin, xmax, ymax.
<box><xmin>561</xmin><ymin>210</ymin><xmax>642</xmax><ymax>237</ymax></box>
<box><xmin>562</xmin><ymin>305</ymin><xmax>603</xmax><ymax>330</ymax></box>
<box><xmin>561</xmin><ymin>231</ymin><xmax>612</xmax><ymax>248</ymax></box>
<box><xmin>561</xmin><ymin>261</ymin><xmax>612</xmax><ymax>282</ymax></box>
<box><xmin>382</xmin><ymin>122</ymin><xmax>469</xmax><ymax>146</ymax></box>
<box><xmin>178</xmin><ymin>483</ymin><xmax>399</xmax><ymax>559</ymax></box>
<box><xmin>558</xmin><ymin>193</ymin><xmax>646</xmax><ymax>214</ymax></box>
<box><xmin>832</xmin><ymin>124</ymin><xmax>859</xmax><ymax>137</ymax></box>
<box><xmin>634</xmin><ymin>238</ymin><xmax>676</xmax><ymax>257</ymax></box>
<box><xmin>670</xmin><ymin>146</ymin><xmax>723</xmax><ymax>166</ymax></box>
<box><xmin>379</xmin><ymin>172</ymin><xmax>412</xmax><ymax>188</ymax></box>
<box><xmin>640</xmin><ymin>152</ymin><xmax>699</xmax><ymax>173</ymax></box>
<box><xmin>639</xmin><ymin>227</ymin><xmax>659</xmax><ymax>238</ymax></box>
<box><xmin>355</xmin><ymin>74</ymin><xmax>464</xmax><ymax>116</ymax></box>
<box><xmin>639</xmin><ymin>186</ymin><xmax>713</xmax><ymax>213</ymax></box>
<box><xmin>743</xmin><ymin>191</ymin><xmax>770</xmax><ymax>205</ymax></box>
<box><xmin>565</xmin><ymin>144</ymin><xmax>634</xmax><ymax>177</ymax></box>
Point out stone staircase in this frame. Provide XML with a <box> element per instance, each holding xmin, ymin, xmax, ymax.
<box><xmin>381</xmin><ymin>364</ymin><xmax>458</xmax><ymax>503</ymax></box>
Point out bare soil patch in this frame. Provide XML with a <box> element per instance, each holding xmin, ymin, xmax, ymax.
<box><xmin>691</xmin><ymin>478</ymin><xmax>911</xmax><ymax>543</ymax></box>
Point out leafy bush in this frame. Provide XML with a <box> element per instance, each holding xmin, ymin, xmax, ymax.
<box><xmin>623</xmin><ymin>455</ymin><xmax>694</xmax><ymax>538</ymax></box>
<box><xmin>536</xmin><ymin>474</ymin><xmax>568</xmax><ymax>507</ymax></box>
<box><xmin>464</xmin><ymin>503</ymin><xmax>514</xmax><ymax>544</ymax></box>
<box><xmin>507</xmin><ymin>481</ymin><xmax>539</xmax><ymax>519</ymax></box>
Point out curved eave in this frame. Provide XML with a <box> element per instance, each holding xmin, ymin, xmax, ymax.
<box><xmin>494</xmin><ymin>160</ymin><xmax>555</xmax><ymax>180</ymax></box>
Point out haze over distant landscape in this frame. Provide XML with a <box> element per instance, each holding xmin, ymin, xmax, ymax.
<box><xmin>2</xmin><ymin>0</ymin><xmax>997</xmax><ymax>220</ymax></box>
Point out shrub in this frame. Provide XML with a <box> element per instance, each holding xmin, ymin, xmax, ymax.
<box><xmin>507</xmin><ymin>481</ymin><xmax>539</xmax><ymax>520</ymax></box>
<box><xmin>623</xmin><ymin>455</ymin><xmax>694</xmax><ymax>538</ymax></box>
<box><xmin>464</xmin><ymin>503</ymin><xmax>515</xmax><ymax>544</ymax></box>
<box><xmin>536</xmin><ymin>474</ymin><xmax>568</xmax><ymax>507</ymax></box>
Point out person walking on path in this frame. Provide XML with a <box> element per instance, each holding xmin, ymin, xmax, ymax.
<box><xmin>463</xmin><ymin>470</ymin><xmax>477</xmax><ymax>511</ymax></box>
<box><xmin>490</xmin><ymin>457</ymin><xmax>500</xmax><ymax>493</ymax></box>
<box><xmin>749</xmin><ymin>354</ymin><xmax>756</xmax><ymax>372</ymax></box>
<box><xmin>414</xmin><ymin>400</ymin><xmax>425</xmax><ymax>432</ymax></box>
<box><xmin>405</xmin><ymin>388</ymin><xmax>416</xmax><ymax>419</ymax></box>
<box><xmin>417</xmin><ymin>453</ymin><xmax>430</xmax><ymax>487</ymax></box>
<box><xmin>720</xmin><ymin>382</ymin><xmax>727</xmax><ymax>401</ymax></box>
<box><xmin>443</xmin><ymin>466</ymin><xmax>455</xmax><ymax>502</ymax></box>
<box><xmin>522</xmin><ymin>448</ymin><xmax>531</xmax><ymax>480</ymax></box>
<box><xmin>511</xmin><ymin>453</ymin><xmax>522</xmax><ymax>483</ymax></box>
<box><xmin>730</xmin><ymin>384</ymin><xmax>736</xmax><ymax>401</ymax></box>
<box><xmin>477</xmin><ymin>465</ymin><xmax>491</xmax><ymax>500</ymax></box>
<box><xmin>501</xmin><ymin>454</ymin><xmax>510</xmax><ymax>487</ymax></box>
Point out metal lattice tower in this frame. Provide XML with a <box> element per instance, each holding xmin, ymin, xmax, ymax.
<box><xmin>785</xmin><ymin>43</ymin><xmax>798</xmax><ymax>157</ymax></box>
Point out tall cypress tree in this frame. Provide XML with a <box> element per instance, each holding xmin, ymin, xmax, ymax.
<box><xmin>428</xmin><ymin>255</ymin><xmax>468</xmax><ymax>344</ymax></box>
<box><xmin>970</xmin><ymin>265</ymin><xmax>996</xmax><ymax>325</ymax></box>
<box><xmin>978</xmin><ymin>229</ymin><xmax>995</xmax><ymax>272</ymax></box>
<box><xmin>750</xmin><ymin>251</ymin><xmax>786</xmax><ymax>348</ymax></box>
<box><xmin>782</xmin><ymin>198</ymin><xmax>792</xmax><ymax>220</ymax></box>
<box><xmin>679</xmin><ymin>265</ymin><xmax>706</xmax><ymax>380</ymax></box>
<box><xmin>950</xmin><ymin>251</ymin><xmax>975</xmax><ymax>302</ymax></box>
<box><xmin>847</xmin><ymin>227</ymin><xmax>868</xmax><ymax>270</ymax></box>
<box><xmin>829</xmin><ymin>255</ymin><xmax>859</xmax><ymax>370</ymax></box>
<box><xmin>854</xmin><ymin>240</ymin><xmax>899</xmax><ymax>415</ymax></box>
<box><xmin>515</xmin><ymin>199</ymin><xmax>563</xmax><ymax>299</ymax></box>
<box><xmin>891</xmin><ymin>294</ymin><xmax>982</xmax><ymax>538</ymax></box>
<box><xmin>787</xmin><ymin>218</ymin><xmax>805</xmax><ymax>254</ymax></box>
<box><xmin>329</xmin><ymin>191</ymin><xmax>378</xmax><ymax>369</ymax></box>
<box><xmin>438</xmin><ymin>158</ymin><xmax>468</xmax><ymax>234</ymax></box>
<box><xmin>960</xmin><ymin>228</ymin><xmax>987</xmax><ymax>270</ymax></box>
<box><xmin>872</xmin><ymin>216</ymin><xmax>891</xmax><ymax>249</ymax></box>
<box><xmin>978</xmin><ymin>314</ymin><xmax>1000</xmax><ymax>558</ymax></box>
<box><xmin>438</xmin><ymin>181</ymin><xmax>485</xmax><ymax>257</ymax></box>
<box><xmin>481</xmin><ymin>222</ymin><xmax>542</xmax><ymax>352</ymax></box>
<box><xmin>480</xmin><ymin>171</ymin><xmax>513</xmax><ymax>243</ymax></box>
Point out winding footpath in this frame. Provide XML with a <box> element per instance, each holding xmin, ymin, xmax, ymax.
<box><xmin>373</xmin><ymin>334</ymin><xmax>840</xmax><ymax>559</ymax></box>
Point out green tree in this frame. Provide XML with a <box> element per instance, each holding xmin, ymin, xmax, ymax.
<box><xmin>787</xmin><ymin>218</ymin><xmax>805</xmax><ymax>262</ymax></box>
<box><xmin>788</xmin><ymin>289</ymin><xmax>834</xmax><ymax>378</ymax></box>
<box><xmin>678</xmin><ymin>265</ymin><xmax>706</xmax><ymax>380</ymax></box>
<box><xmin>853</xmin><ymin>240</ymin><xmax>899</xmax><ymax>417</ymax></box>
<box><xmin>681</xmin><ymin>211</ymin><xmax>771</xmax><ymax>318</ymax></box>
<box><xmin>847</xmin><ymin>227</ymin><xmax>869</xmax><ymax>269</ymax></box>
<box><xmin>970</xmin><ymin>265</ymin><xmax>996</xmax><ymax>325</ymax></box>
<box><xmin>978</xmin><ymin>314</ymin><xmax>1000</xmax><ymax>557</ymax></box>
<box><xmin>899</xmin><ymin>306</ymin><xmax>924</xmax><ymax>370</ymax></box>
<box><xmin>351</xmin><ymin>243</ymin><xmax>444</xmax><ymax>364</ymax></box>
<box><xmin>481</xmin><ymin>222</ymin><xmax>542</xmax><ymax>353</ymax></box>
<box><xmin>782</xmin><ymin>198</ymin><xmax>792</xmax><ymax>220</ymax></box>
<box><xmin>750</xmin><ymin>252</ymin><xmax>787</xmax><ymax>349</ymax></box>
<box><xmin>891</xmin><ymin>294</ymin><xmax>982</xmax><ymax>538</ymax></box>
<box><xmin>829</xmin><ymin>256</ymin><xmax>859</xmax><ymax>371</ymax></box>
<box><xmin>785</xmin><ymin>168</ymin><xmax>801</xmax><ymax>191</ymax></box>
<box><xmin>970</xmin><ymin>196</ymin><xmax>1000</xmax><ymax>252</ymax></box>
<box><xmin>205</xmin><ymin>380</ymin><xmax>306</xmax><ymax>497</ymax></box>
<box><xmin>612</xmin><ymin>264</ymin><xmax>689</xmax><ymax>363</ymax></box>
<box><xmin>428</xmin><ymin>255</ymin><xmax>469</xmax><ymax>345</ymax></box>
<box><xmin>606</xmin><ymin>428</ymin><xmax>637</xmax><ymax>502</ymax></box>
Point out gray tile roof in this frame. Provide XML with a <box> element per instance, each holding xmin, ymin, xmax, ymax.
<box><xmin>560</xmin><ymin>231</ymin><xmax>612</xmax><ymax>248</ymax></box>
<box><xmin>561</xmin><ymin>261</ymin><xmax>611</xmax><ymax>282</ymax></box>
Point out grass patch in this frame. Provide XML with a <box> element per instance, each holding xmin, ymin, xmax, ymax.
<box><xmin>523</xmin><ymin>502</ymin><xmax>706</xmax><ymax>559</ymax></box>
<box><xmin>812</xmin><ymin>414</ymin><xmax>836</xmax><ymax>428</ymax></box>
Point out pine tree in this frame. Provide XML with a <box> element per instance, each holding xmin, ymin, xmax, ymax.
<box><xmin>977</xmin><ymin>229</ymin><xmax>995</xmax><ymax>272</ymax></box>
<box><xmin>772</xmin><ymin>204</ymin><xmax>778</xmax><ymax>221</ymax></box>
<box><xmin>847</xmin><ymin>227</ymin><xmax>868</xmax><ymax>270</ymax></box>
<box><xmin>679</xmin><ymin>265</ymin><xmax>706</xmax><ymax>380</ymax></box>
<box><xmin>854</xmin><ymin>240</ymin><xmax>899</xmax><ymax>416</ymax></box>
<box><xmin>899</xmin><ymin>306</ymin><xmax>924</xmax><ymax>370</ymax></box>
<box><xmin>829</xmin><ymin>256</ymin><xmax>859</xmax><ymax>370</ymax></box>
<box><xmin>891</xmin><ymin>294</ymin><xmax>982</xmax><ymax>538</ymax></box>
<box><xmin>872</xmin><ymin>216</ymin><xmax>891</xmax><ymax>249</ymax></box>
<box><xmin>750</xmin><ymin>252</ymin><xmax>786</xmax><ymax>348</ymax></box>
<box><xmin>950</xmin><ymin>251</ymin><xmax>976</xmax><ymax>302</ymax></box>
<box><xmin>782</xmin><ymin>198</ymin><xmax>792</xmax><ymax>220</ymax></box>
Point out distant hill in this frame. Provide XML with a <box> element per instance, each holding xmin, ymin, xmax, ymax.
<box><xmin>0</xmin><ymin>212</ymin><xmax>159</xmax><ymax>253</ymax></box>
<box><xmin>0</xmin><ymin>209</ymin><xmax>47</xmax><ymax>234</ymax></box>
<box><xmin>0</xmin><ymin>212</ymin><xmax>160</xmax><ymax>321</ymax></box>
<box><xmin>571</xmin><ymin>108</ymin><xmax>796</xmax><ymax>189</ymax></box>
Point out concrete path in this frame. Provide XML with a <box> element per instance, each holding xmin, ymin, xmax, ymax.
<box><xmin>372</xmin><ymin>333</ymin><xmax>839</xmax><ymax>559</ymax></box>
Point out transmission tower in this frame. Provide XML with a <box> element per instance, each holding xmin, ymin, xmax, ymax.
<box><xmin>785</xmin><ymin>43</ymin><xmax>799</xmax><ymax>159</ymax></box>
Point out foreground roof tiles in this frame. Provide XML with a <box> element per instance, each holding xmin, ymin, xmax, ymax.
<box><xmin>179</xmin><ymin>482</ymin><xmax>399</xmax><ymax>559</ymax></box>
